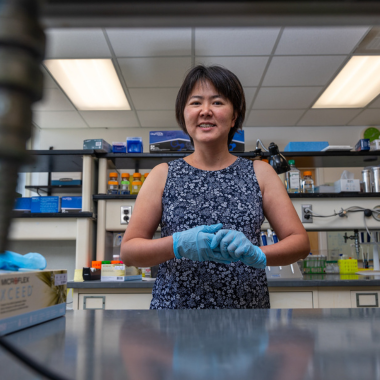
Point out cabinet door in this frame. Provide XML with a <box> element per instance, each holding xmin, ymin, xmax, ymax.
<box><xmin>318</xmin><ymin>290</ymin><xmax>351</xmax><ymax>308</ymax></box>
<box><xmin>79</xmin><ymin>293</ymin><xmax>152</xmax><ymax>310</ymax></box>
<box><xmin>350</xmin><ymin>291</ymin><xmax>380</xmax><ymax>308</ymax></box>
<box><xmin>269</xmin><ymin>291</ymin><xmax>313</xmax><ymax>309</ymax></box>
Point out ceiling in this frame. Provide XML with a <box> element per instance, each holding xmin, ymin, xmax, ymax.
<box><xmin>33</xmin><ymin>26</ymin><xmax>380</xmax><ymax>130</ymax></box>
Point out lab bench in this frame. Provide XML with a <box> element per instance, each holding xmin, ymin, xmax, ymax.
<box><xmin>1</xmin><ymin>308</ymin><xmax>380</xmax><ymax>380</ymax></box>
<box><xmin>67</xmin><ymin>275</ymin><xmax>380</xmax><ymax>310</ymax></box>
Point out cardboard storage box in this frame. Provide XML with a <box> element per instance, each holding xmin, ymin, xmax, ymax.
<box><xmin>149</xmin><ymin>130</ymin><xmax>244</xmax><ymax>152</ymax></box>
<box><xmin>0</xmin><ymin>269</ymin><xmax>67</xmax><ymax>335</ymax></box>
<box><xmin>83</xmin><ymin>139</ymin><xmax>112</xmax><ymax>153</ymax></box>
<box><xmin>31</xmin><ymin>196</ymin><xmax>61</xmax><ymax>213</ymax></box>
<box><xmin>61</xmin><ymin>196</ymin><xmax>82</xmax><ymax>212</ymax></box>
<box><xmin>284</xmin><ymin>141</ymin><xmax>329</xmax><ymax>152</ymax></box>
<box><xmin>334</xmin><ymin>179</ymin><xmax>360</xmax><ymax>193</ymax></box>
<box><xmin>14</xmin><ymin>197</ymin><xmax>31</xmax><ymax>211</ymax></box>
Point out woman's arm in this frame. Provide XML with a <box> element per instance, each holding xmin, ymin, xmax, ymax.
<box><xmin>120</xmin><ymin>163</ymin><xmax>175</xmax><ymax>267</ymax></box>
<box><xmin>253</xmin><ymin>160</ymin><xmax>310</xmax><ymax>266</ymax></box>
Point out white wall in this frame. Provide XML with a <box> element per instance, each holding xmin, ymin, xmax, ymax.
<box><xmin>33</xmin><ymin>125</ymin><xmax>367</xmax><ymax>151</ymax></box>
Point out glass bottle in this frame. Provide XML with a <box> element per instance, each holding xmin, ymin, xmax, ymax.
<box><xmin>131</xmin><ymin>173</ymin><xmax>142</xmax><ymax>195</ymax></box>
<box><xmin>301</xmin><ymin>171</ymin><xmax>314</xmax><ymax>193</ymax></box>
<box><xmin>107</xmin><ymin>180</ymin><xmax>119</xmax><ymax>195</ymax></box>
<box><xmin>285</xmin><ymin>160</ymin><xmax>301</xmax><ymax>193</ymax></box>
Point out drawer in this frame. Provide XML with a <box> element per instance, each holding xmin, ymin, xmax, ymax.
<box><xmin>351</xmin><ymin>291</ymin><xmax>380</xmax><ymax>308</ymax></box>
<box><xmin>79</xmin><ymin>293</ymin><xmax>152</xmax><ymax>310</ymax></box>
<box><xmin>269</xmin><ymin>291</ymin><xmax>313</xmax><ymax>309</ymax></box>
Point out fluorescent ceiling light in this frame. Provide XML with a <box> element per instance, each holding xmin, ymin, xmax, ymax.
<box><xmin>313</xmin><ymin>56</ymin><xmax>380</xmax><ymax>108</ymax></box>
<box><xmin>44</xmin><ymin>59</ymin><xmax>131</xmax><ymax>111</ymax></box>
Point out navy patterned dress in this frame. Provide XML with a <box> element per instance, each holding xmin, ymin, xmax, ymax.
<box><xmin>150</xmin><ymin>157</ymin><xmax>270</xmax><ymax>309</ymax></box>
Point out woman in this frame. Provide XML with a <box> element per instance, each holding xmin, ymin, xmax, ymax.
<box><xmin>121</xmin><ymin>65</ymin><xmax>310</xmax><ymax>309</ymax></box>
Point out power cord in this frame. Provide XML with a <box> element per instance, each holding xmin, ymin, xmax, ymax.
<box><xmin>0</xmin><ymin>334</ymin><xmax>71</xmax><ymax>380</ymax></box>
<box><xmin>305</xmin><ymin>205</ymin><xmax>380</xmax><ymax>220</ymax></box>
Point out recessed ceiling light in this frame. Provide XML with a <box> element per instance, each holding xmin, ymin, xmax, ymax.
<box><xmin>44</xmin><ymin>59</ymin><xmax>131</xmax><ymax>111</ymax></box>
<box><xmin>313</xmin><ymin>56</ymin><xmax>380</xmax><ymax>108</ymax></box>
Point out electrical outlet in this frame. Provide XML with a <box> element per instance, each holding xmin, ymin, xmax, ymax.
<box><xmin>301</xmin><ymin>204</ymin><xmax>313</xmax><ymax>223</ymax></box>
<box><xmin>120</xmin><ymin>206</ymin><xmax>132</xmax><ymax>225</ymax></box>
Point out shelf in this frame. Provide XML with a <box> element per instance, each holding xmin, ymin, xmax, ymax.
<box><xmin>97</xmin><ymin>152</ymin><xmax>257</xmax><ymax>169</ymax></box>
<box><xmin>280</xmin><ymin>151</ymin><xmax>380</xmax><ymax>168</ymax></box>
<box><xmin>12</xmin><ymin>211</ymin><xmax>93</xmax><ymax>218</ymax></box>
<box><xmin>19</xmin><ymin>150</ymin><xmax>95</xmax><ymax>173</ymax></box>
<box><xmin>25</xmin><ymin>185</ymin><xmax>82</xmax><ymax>195</ymax></box>
<box><xmin>93</xmin><ymin>194</ymin><xmax>137</xmax><ymax>200</ymax></box>
<box><xmin>97</xmin><ymin>151</ymin><xmax>380</xmax><ymax>169</ymax></box>
<box><xmin>289</xmin><ymin>193</ymin><xmax>380</xmax><ymax>198</ymax></box>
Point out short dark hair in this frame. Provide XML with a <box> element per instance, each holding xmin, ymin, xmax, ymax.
<box><xmin>175</xmin><ymin>65</ymin><xmax>246</xmax><ymax>146</ymax></box>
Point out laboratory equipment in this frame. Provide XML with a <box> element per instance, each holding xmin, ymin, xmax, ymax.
<box><xmin>362</xmin><ymin>169</ymin><xmax>372</xmax><ymax>192</ymax></box>
<box><xmin>301</xmin><ymin>171</ymin><xmax>314</xmax><ymax>193</ymax></box>
<box><xmin>372</xmin><ymin>167</ymin><xmax>380</xmax><ymax>192</ymax></box>
<box><xmin>285</xmin><ymin>160</ymin><xmax>301</xmax><ymax>193</ymax></box>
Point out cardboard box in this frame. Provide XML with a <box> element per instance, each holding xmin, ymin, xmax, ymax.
<box><xmin>314</xmin><ymin>185</ymin><xmax>335</xmax><ymax>193</ymax></box>
<box><xmin>112</xmin><ymin>142</ymin><xmax>126</xmax><ymax>153</ymax></box>
<box><xmin>149</xmin><ymin>130</ymin><xmax>245</xmax><ymax>152</ymax></box>
<box><xmin>51</xmin><ymin>172</ymin><xmax>82</xmax><ymax>186</ymax></box>
<box><xmin>334</xmin><ymin>179</ymin><xmax>360</xmax><ymax>193</ymax></box>
<box><xmin>83</xmin><ymin>139</ymin><xmax>112</xmax><ymax>153</ymax></box>
<box><xmin>31</xmin><ymin>196</ymin><xmax>61</xmax><ymax>213</ymax></box>
<box><xmin>61</xmin><ymin>196</ymin><xmax>82</xmax><ymax>212</ymax></box>
<box><xmin>101</xmin><ymin>264</ymin><xmax>142</xmax><ymax>281</ymax></box>
<box><xmin>14</xmin><ymin>197</ymin><xmax>31</xmax><ymax>211</ymax></box>
<box><xmin>0</xmin><ymin>269</ymin><xmax>67</xmax><ymax>335</ymax></box>
<box><xmin>355</xmin><ymin>139</ymin><xmax>370</xmax><ymax>151</ymax></box>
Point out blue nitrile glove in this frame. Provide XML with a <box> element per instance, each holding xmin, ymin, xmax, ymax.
<box><xmin>210</xmin><ymin>230</ymin><xmax>267</xmax><ymax>268</ymax></box>
<box><xmin>0</xmin><ymin>251</ymin><xmax>47</xmax><ymax>271</ymax></box>
<box><xmin>173</xmin><ymin>224</ymin><xmax>232</xmax><ymax>263</ymax></box>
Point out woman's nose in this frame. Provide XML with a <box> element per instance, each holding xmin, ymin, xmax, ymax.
<box><xmin>200</xmin><ymin>103</ymin><xmax>212</xmax><ymax>116</ymax></box>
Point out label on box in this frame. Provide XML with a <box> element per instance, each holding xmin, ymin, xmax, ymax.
<box><xmin>55</xmin><ymin>273</ymin><xmax>67</xmax><ymax>286</ymax></box>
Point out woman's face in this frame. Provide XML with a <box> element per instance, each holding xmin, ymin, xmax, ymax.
<box><xmin>183</xmin><ymin>80</ymin><xmax>236</xmax><ymax>147</ymax></box>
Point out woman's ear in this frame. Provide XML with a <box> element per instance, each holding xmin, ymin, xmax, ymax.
<box><xmin>231</xmin><ymin>112</ymin><xmax>238</xmax><ymax>128</ymax></box>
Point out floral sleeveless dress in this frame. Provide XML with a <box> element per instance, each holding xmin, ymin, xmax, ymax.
<box><xmin>150</xmin><ymin>157</ymin><xmax>270</xmax><ymax>309</ymax></box>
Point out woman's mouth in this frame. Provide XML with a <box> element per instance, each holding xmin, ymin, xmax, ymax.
<box><xmin>197</xmin><ymin>123</ymin><xmax>216</xmax><ymax>129</ymax></box>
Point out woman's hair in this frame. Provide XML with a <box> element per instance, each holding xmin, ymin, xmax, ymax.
<box><xmin>175</xmin><ymin>65</ymin><xmax>246</xmax><ymax>146</ymax></box>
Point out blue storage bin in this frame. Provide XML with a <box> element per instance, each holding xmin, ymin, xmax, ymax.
<box><xmin>126</xmin><ymin>137</ymin><xmax>143</xmax><ymax>153</ymax></box>
<box><xmin>284</xmin><ymin>141</ymin><xmax>329</xmax><ymax>152</ymax></box>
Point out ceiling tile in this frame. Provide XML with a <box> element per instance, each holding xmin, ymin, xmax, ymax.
<box><xmin>246</xmin><ymin>110</ymin><xmax>305</xmax><ymax>126</ymax></box>
<box><xmin>118</xmin><ymin>57</ymin><xmax>192</xmax><ymax>88</ymax></box>
<box><xmin>33</xmin><ymin>111</ymin><xmax>89</xmax><ymax>129</ymax></box>
<box><xmin>252</xmin><ymin>87</ymin><xmax>323</xmax><ymax>109</ymax></box>
<box><xmin>41</xmin><ymin>66</ymin><xmax>58</xmax><ymax>89</ymax></box>
<box><xmin>348</xmin><ymin>110</ymin><xmax>380</xmax><ymax>126</ymax></box>
<box><xmin>275</xmin><ymin>27</ymin><xmax>370</xmax><ymax>55</ymax></box>
<box><xmin>45</xmin><ymin>28</ymin><xmax>111</xmax><ymax>58</ymax></box>
<box><xmin>137</xmin><ymin>111</ymin><xmax>177</xmax><ymax>128</ymax></box>
<box><xmin>243</xmin><ymin>88</ymin><xmax>257</xmax><ymax>108</ymax></box>
<box><xmin>297</xmin><ymin>109</ymin><xmax>362</xmax><ymax>126</ymax></box>
<box><xmin>195</xmin><ymin>57</ymin><xmax>268</xmax><ymax>86</ymax></box>
<box><xmin>195</xmin><ymin>28</ymin><xmax>280</xmax><ymax>56</ymax></box>
<box><xmin>262</xmin><ymin>56</ymin><xmax>347</xmax><ymax>86</ymax></box>
<box><xmin>79</xmin><ymin>111</ymin><xmax>140</xmax><ymax>128</ymax></box>
<box><xmin>368</xmin><ymin>95</ymin><xmax>380</xmax><ymax>108</ymax></box>
<box><xmin>106</xmin><ymin>28</ymin><xmax>192</xmax><ymax>57</ymax></box>
<box><xmin>33</xmin><ymin>89</ymin><xmax>75</xmax><ymax>111</ymax></box>
<box><xmin>129</xmin><ymin>88</ymin><xmax>178</xmax><ymax>110</ymax></box>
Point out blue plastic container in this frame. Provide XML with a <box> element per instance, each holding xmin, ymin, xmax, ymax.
<box><xmin>126</xmin><ymin>137</ymin><xmax>143</xmax><ymax>153</ymax></box>
<box><xmin>284</xmin><ymin>141</ymin><xmax>329</xmax><ymax>152</ymax></box>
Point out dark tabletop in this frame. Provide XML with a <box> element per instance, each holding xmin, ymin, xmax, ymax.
<box><xmin>1</xmin><ymin>308</ymin><xmax>380</xmax><ymax>380</ymax></box>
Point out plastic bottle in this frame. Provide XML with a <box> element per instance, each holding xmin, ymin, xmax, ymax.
<box><xmin>266</xmin><ymin>229</ymin><xmax>274</xmax><ymax>245</ymax></box>
<box><xmin>285</xmin><ymin>160</ymin><xmax>301</xmax><ymax>193</ymax></box>
<box><xmin>272</xmin><ymin>231</ymin><xmax>278</xmax><ymax>243</ymax></box>
<box><xmin>120</xmin><ymin>180</ymin><xmax>130</xmax><ymax>195</ymax></box>
<box><xmin>131</xmin><ymin>173</ymin><xmax>142</xmax><ymax>195</ymax></box>
<box><xmin>107</xmin><ymin>172</ymin><xmax>119</xmax><ymax>195</ymax></box>
<box><xmin>260</xmin><ymin>231</ymin><xmax>267</xmax><ymax>246</ymax></box>
<box><xmin>301</xmin><ymin>171</ymin><xmax>314</xmax><ymax>193</ymax></box>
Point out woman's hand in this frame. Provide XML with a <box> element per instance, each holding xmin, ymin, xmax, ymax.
<box><xmin>211</xmin><ymin>230</ymin><xmax>267</xmax><ymax>269</ymax></box>
<box><xmin>173</xmin><ymin>223</ymin><xmax>233</xmax><ymax>263</ymax></box>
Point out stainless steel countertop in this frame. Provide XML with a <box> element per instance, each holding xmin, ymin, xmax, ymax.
<box><xmin>67</xmin><ymin>274</ymin><xmax>380</xmax><ymax>289</ymax></box>
<box><xmin>1</xmin><ymin>308</ymin><xmax>380</xmax><ymax>380</ymax></box>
